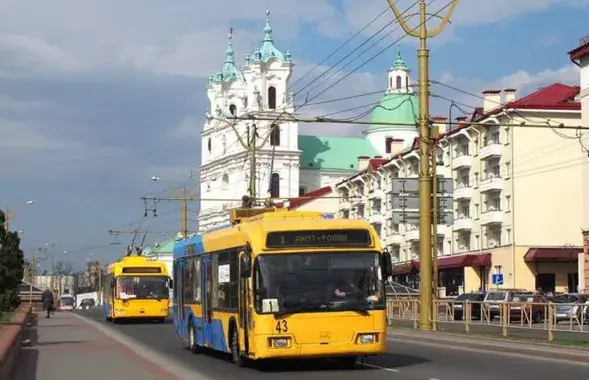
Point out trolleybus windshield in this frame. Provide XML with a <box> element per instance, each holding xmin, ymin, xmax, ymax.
<box><xmin>254</xmin><ymin>252</ymin><xmax>384</xmax><ymax>316</ymax></box>
<box><xmin>116</xmin><ymin>276</ymin><xmax>169</xmax><ymax>300</ymax></box>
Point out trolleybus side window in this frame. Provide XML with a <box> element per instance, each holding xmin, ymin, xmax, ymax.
<box><xmin>183</xmin><ymin>256</ymin><xmax>201</xmax><ymax>303</ymax></box>
<box><xmin>214</xmin><ymin>249</ymin><xmax>239</xmax><ymax>310</ymax></box>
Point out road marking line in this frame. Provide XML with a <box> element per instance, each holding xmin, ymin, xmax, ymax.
<box><xmin>360</xmin><ymin>362</ymin><xmax>399</xmax><ymax>372</ymax></box>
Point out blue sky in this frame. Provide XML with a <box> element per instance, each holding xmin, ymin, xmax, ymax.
<box><xmin>1</xmin><ymin>0</ymin><xmax>587</xmax><ymax>270</ymax></box>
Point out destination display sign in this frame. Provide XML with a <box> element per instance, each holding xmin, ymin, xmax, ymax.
<box><xmin>121</xmin><ymin>267</ymin><xmax>162</xmax><ymax>274</ymax></box>
<box><xmin>266</xmin><ymin>229</ymin><xmax>371</xmax><ymax>248</ymax></box>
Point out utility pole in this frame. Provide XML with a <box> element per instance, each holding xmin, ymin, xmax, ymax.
<box><xmin>181</xmin><ymin>186</ymin><xmax>188</xmax><ymax>238</ymax></box>
<box><xmin>141</xmin><ymin>189</ymin><xmax>196</xmax><ymax>238</ymax></box>
<box><xmin>249</xmin><ymin>124</ymin><xmax>258</xmax><ymax>198</ymax></box>
<box><xmin>51</xmin><ymin>254</ymin><xmax>56</xmax><ymax>294</ymax></box>
<box><xmin>386</xmin><ymin>0</ymin><xmax>459</xmax><ymax>331</ymax></box>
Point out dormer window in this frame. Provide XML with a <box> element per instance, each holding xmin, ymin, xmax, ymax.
<box><xmin>229</xmin><ymin>104</ymin><xmax>236</xmax><ymax>116</ymax></box>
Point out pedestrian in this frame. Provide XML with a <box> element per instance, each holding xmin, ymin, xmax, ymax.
<box><xmin>42</xmin><ymin>288</ymin><xmax>54</xmax><ymax>319</ymax></box>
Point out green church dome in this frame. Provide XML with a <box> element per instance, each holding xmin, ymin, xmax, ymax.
<box><xmin>368</xmin><ymin>92</ymin><xmax>419</xmax><ymax>132</ymax></box>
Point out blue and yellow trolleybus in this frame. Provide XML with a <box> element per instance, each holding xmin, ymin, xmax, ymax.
<box><xmin>171</xmin><ymin>207</ymin><xmax>391</xmax><ymax>367</ymax></box>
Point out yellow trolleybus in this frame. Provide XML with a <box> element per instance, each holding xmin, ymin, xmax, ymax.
<box><xmin>171</xmin><ymin>207</ymin><xmax>391</xmax><ymax>367</ymax></box>
<box><xmin>103</xmin><ymin>253</ymin><xmax>171</xmax><ymax>323</ymax></box>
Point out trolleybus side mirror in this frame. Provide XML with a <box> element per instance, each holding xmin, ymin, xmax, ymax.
<box><xmin>382</xmin><ymin>251</ymin><xmax>393</xmax><ymax>278</ymax></box>
<box><xmin>240</xmin><ymin>253</ymin><xmax>251</xmax><ymax>278</ymax></box>
<box><xmin>168</xmin><ymin>278</ymin><xmax>174</xmax><ymax>289</ymax></box>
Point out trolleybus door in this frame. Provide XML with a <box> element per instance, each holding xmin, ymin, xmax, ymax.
<box><xmin>238</xmin><ymin>249</ymin><xmax>252</xmax><ymax>354</ymax></box>
<box><xmin>201</xmin><ymin>256</ymin><xmax>214</xmax><ymax>348</ymax></box>
<box><xmin>174</xmin><ymin>260</ymin><xmax>185</xmax><ymax>337</ymax></box>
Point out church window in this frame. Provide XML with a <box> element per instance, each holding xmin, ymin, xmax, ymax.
<box><xmin>389</xmin><ymin>77</ymin><xmax>392</xmax><ymax>88</ymax></box>
<box><xmin>229</xmin><ymin>104</ymin><xmax>236</xmax><ymax>116</ymax></box>
<box><xmin>270</xmin><ymin>124</ymin><xmax>280</xmax><ymax>146</ymax></box>
<box><xmin>299</xmin><ymin>187</ymin><xmax>306</xmax><ymax>196</ymax></box>
<box><xmin>222</xmin><ymin>174</ymin><xmax>229</xmax><ymax>186</ymax></box>
<box><xmin>396</xmin><ymin>75</ymin><xmax>402</xmax><ymax>89</ymax></box>
<box><xmin>268</xmin><ymin>86</ymin><xmax>276</xmax><ymax>109</ymax></box>
<box><xmin>270</xmin><ymin>173</ymin><xmax>280</xmax><ymax>198</ymax></box>
<box><xmin>385</xmin><ymin>137</ymin><xmax>393</xmax><ymax>154</ymax></box>
<box><xmin>406</xmin><ymin>76</ymin><xmax>409</xmax><ymax>90</ymax></box>
<box><xmin>207</xmin><ymin>138</ymin><xmax>212</xmax><ymax>153</ymax></box>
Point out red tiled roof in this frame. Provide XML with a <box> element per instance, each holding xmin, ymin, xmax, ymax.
<box><xmin>288</xmin><ymin>186</ymin><xmax>332</xmax><ymax>209</ymax></box>
<box><xmin>569</xmin><ymin>40</ymin><xmax>589</xmax><ymax>61</ymax></box>
<box><xmin>369</xmin><ymin>158</ymin><xmax>388</xmax><ymax>171</ymax></box>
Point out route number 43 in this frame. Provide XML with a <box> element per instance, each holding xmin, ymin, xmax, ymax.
<box><xmin>275</xmin><ymin>320</ymin><xmax>288</xmax><ymax>333</ymax></box>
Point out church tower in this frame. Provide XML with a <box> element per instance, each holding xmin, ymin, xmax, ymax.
<box><xmin>365</xmin><ymin>44</ymin><xmax>418</xmax><ymax>157</ymax></box>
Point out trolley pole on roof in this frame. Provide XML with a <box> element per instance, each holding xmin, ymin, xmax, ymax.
<box><xmin>386</xmin><ymin>0</ymin><xmax>459</xmax><ymax>331</ymax></box>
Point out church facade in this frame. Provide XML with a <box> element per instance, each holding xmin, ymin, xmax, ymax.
<box><xmin>196</xmin><ymin>11</ymin><xmax>418</xmax><ymax>232</ymax></box>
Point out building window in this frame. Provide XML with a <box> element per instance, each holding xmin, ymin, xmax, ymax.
<box><xmin>270</xmin><ymin>173</ymin><xmax>280</xmax><ymax>198</ymax></box>
<box><xmin>270</xmin><ymin>124</ymin><xmax>280</xmax><ymax>146</ymax></box>
<box><xmin>389</xmin><ymin>77</ymin><xmax>392</xmax><ymax>88</ymax></box>
<box><xmin>505</xmin><ymin>195</ymin><xmax>511</xmax><ymax>211</ymax></box>
<box><xmin>207</xmin><ymin>138</ymin><xmax>212</xmax><ymax>152</ymax></box>
<box><xmin>229</xmin><ymin>104</ymin><xmax>236</xmax><ymax>116</ymax></box>
<box><xmin>268</xmin><ymin>86</ymin><xmax>276</xmax><ymax>109</ymax></box>
<box><xmin>396</xmin><ymin>75</ymin><xmax>402</xmax><ymax>89</ymax></box>
<box><xmin>405</xmin><ymin>76</ymin><xmax>409</xmax><ymax>90</ymax></box>
<box><xmin>299</xmin><ymin>187</ymin><xmax>306</xmax><ymax>196</ymax></box>
<box><xmin>222</xmin><ymin>174</ymin><xmax>229</xmax><ymax>186</ymax></box>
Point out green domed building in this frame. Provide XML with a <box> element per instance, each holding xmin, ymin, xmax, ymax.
<box><xmin>365</xmin><ymin>44</ymin><xmax>419</xmax><ymax>154</ymax></box>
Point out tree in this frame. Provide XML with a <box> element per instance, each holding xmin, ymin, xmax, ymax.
<box><xmin>0</xmin><ymin>210</ymin><xmax>25</xmax><ymax>311</ymax></box>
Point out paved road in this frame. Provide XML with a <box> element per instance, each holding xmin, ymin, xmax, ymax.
<box><xmin>77</xmin><ymin>309</ymin><xmax>589</xmax><ymax>380</ymax></box>
<box><xmin>391</xmin><ymin>318</ymin><xmax>589</xmax><ymax>342</ymax></box>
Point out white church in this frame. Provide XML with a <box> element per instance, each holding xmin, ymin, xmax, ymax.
<box><xmin>196</xmin><ymin>11</ymin><xmax>418</xmax><ymax>232</ymax></box>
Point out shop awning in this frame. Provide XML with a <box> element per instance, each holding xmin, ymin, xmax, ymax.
<box><xmin>437</xmin><ymin>254</ymin><xmax>474</xmax><ymax>270</ymax></box>
<box><xmin>470</xmin><ymin>253</ymin><xmax>492</xmax><ymax>267</ymax></box>
<box><xmin>392</xmin><ymin>261</ymin><xmax>419</xmax><ymax>275</ymax></box>
<box><xmin>523</xmin><ymin>247</ymin><xmax>582</xmax><ymax>262</ymax></box>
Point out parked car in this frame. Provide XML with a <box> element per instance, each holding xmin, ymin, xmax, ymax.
<box><xmin>452</xmin><ymin>292</ymin><xmax>485</xmax><ymax>320</ymax></box>
<box><xmin>482</xmin><ymin>289</ymin><xmax>528</xmax><ymax>319</ymax></box>
<box><xmin>553</xmin><ymin>293</ymin><xmax>589</xmax><ymax>324</ymax></box>
<box><xmin>508</xmin><ymin>293</ymin><xmax>546</xmax><ymax>323</ymax></box>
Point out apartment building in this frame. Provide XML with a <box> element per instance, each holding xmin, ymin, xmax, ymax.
<box><xmin>336</xmin><ymin>83</ymin><xmax>584</xmax><ymax>295</ymax></box>
<box><xmin>569</xmin><ymin>36</ymin><xmax>589</xmax><ymax>293</ymax></box>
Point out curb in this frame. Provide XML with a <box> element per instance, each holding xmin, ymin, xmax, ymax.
<box><xmin>70</xmin><ymin>313</ymin><xmax>211</xmax><ymax>380</ymax></box>
<box><xmin>387</xmin><ymin>330</ymin><xmax>589</xmax><ymax>364</ymax></box>
<box><xmin>0</xmin><ymin>305</ymin><xmax>32</xmax><ymax>380</ymax></box>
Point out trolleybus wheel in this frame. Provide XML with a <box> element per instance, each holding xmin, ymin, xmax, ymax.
<box><xmin>231</xmin><ymin>330</ymin><xmax>247</xmax><ymax>367</ymax></box>
<box><xmin>189</xmin><ymin>324</ymin><xmax>200</xmax><ymax>354</ymax></box>
<box><xmin>339</xmin><ymin>355</ymin><xmax>359</xmax><ymax>368</ymax></box>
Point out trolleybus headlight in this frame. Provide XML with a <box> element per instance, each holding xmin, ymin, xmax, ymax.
<box><xmin>271</xmin><ymin>338</ymin><xmax>289</xmax><ymax>348</ymax></box>
<box><xmin>357</xmin><ymin>334</ymin><xmax>376</xmax><ymax>344</ymax></box>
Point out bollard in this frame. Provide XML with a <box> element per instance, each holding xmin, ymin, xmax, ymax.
<box><xmin>465</xmin><ymin>301</ymin><xmax>471</xmax><ymax>333</ymax></box>
<box><xmin>501</xmin><ymin>302</ymin><xmax>508</xmax><ymax>337</ymax></box>
<box><xmin>547</xmin><ymin>302</ymin><xmax>554</xmax><ymax>342</ymax></box>
<box><xmin>432</xmin><ymin>300</ymin><xmax>437</xmax><ymax>332</ymax></box>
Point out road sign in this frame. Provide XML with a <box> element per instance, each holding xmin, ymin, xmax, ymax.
<box><xmin>492</xmin><ymin>273</ymin><xmax>504</xmax><ymax>286</ymax></box>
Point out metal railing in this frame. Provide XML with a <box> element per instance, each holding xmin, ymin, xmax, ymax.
<box><xmin>386</xmin><ymin>298</ymin><xmax>588</xmax><ymax>342</ymax></box>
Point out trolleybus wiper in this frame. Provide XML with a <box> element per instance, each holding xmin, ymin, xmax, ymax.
<box><xmin>274</xmin><ymin>303</ymin><xmax>327</xmax><ymax>318</ymax></box>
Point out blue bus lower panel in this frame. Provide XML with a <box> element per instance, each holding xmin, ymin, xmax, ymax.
<box><xmin>104</xmin><ymin>302</ymin><xmax>111</xmax><ymax>318</ymax></box>
<box><xmin>173</xmin><ymin>305</ymin><xmax>229</xmax><ymax>353</ymax></box>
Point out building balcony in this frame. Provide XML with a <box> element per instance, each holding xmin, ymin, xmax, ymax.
<box><xmin>338</xmin><ymin>200</ymin><xmax>351</xmax><ymax>210</ymax></box>
<box><xmin>368</xmin><ymin>212</ymin><xmax>385</xmax><ymax>225</ymax></box>
<box><xmin>479</xmin><ymin>143</ymin><xmax>502</xmax><ymax>160</ymax></box>
<box><xmin>351</xmin><ymin>196</ymin><xmax>365</xmax><ymax>206</ymax></box>
<box><xmin>453</xmin><ymin>185</ymin><xmax>473</xmax><ymax>200</ymax></box>
<box><xmin>405</xmin><ymin>228</ymin><xmax>420</xmax><ymax>241</ymax></box>
<box><xmin>368</xmin><ymin>189</ymin><xmax>385</xmax><ymax>199</ymax></box>
<box><xmin>479</xmin><ymin>177</ymin><xmax>503</xmax><ymax>193</ymax></box>
<box><xmin>384</xmin><ymin>233</ymin><xmax>403</xmax><ymax>245</ymax></box>
<box><xmin>480</xmin><ymin>210</ymin><xmax>503</xmax><ymax>226</ymax></box>
<box><xmin>453</xmin><ymin>217</ymin><xmax>473</xmax><ymax>231</ymax></box>
<box><xmin>452</xmin><ymin>154</ymin><xmax>473</xmax><ymax>170</ymax></box>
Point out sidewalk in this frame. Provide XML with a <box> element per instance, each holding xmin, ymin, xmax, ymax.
<box><xmin>10</xmin><ymin>311</ymin><xmax>183</xmax><ymax>380</ymax></box>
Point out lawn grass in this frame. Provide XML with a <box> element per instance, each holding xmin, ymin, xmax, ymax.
<box><xmin>0</xmin><ymin>312</ymin><xmax>13</xmax><ymax>322</ymax></box>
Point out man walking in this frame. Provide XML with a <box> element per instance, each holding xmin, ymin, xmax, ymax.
<box><xmin>42</xmin><ymin>288</ymin><xmax>54</xmax><ymax>319</ymax></box>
